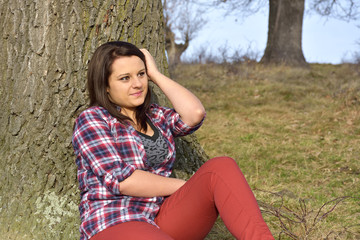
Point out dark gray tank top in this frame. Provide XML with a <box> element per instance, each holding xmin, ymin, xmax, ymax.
<box><xmin>137</xmin><ymin>119</ymin><xmax>169</xmax><ymax>169</ymax></box>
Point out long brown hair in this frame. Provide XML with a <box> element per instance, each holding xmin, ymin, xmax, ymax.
<box><xmin>87</xmin><ymin>41</ymin><xmax>151</xmax><ymax>131</ymax></box>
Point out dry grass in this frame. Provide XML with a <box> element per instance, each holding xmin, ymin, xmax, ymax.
<box><xmin>171</xmin><ymin>62</ymin><xmax>360</xmax><ymax>240</ymax></box>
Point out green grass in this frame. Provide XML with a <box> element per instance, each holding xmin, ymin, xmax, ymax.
<box><xmin>171</xmin><ymin>63</ymin><xmax>360</xmax><ymax>239</ymax></box>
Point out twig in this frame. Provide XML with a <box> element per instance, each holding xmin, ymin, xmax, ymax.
<box><xmin>254</xmin><ymin>189</ymin><xmax>360</xmax><ymax>239</ymax></box>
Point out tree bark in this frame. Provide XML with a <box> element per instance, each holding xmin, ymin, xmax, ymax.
<box><xmin>260</xmin><ymin>0</ymin><xmax>308</xmax><ymax>67</ymax></box>
<box><xmin>0</xmin><ymin>0</ymin><xmax>206</xmax><ymax>239</ymax></box>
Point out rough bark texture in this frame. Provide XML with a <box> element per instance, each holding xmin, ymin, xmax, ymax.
<box><xmin>260</xmin><ymin>0</ymin><xmax>308</xmax><ymax>67</ymax></box>
<box><xmin>0</xmin><ymin>0</ymin><xmax>207</xmax><ymax>239</ymax></box>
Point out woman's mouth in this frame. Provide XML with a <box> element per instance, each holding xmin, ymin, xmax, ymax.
<box><xmin>131</xmin><ymin>91</ymin><xmax>143</xmax><ymax>97</ymax></box>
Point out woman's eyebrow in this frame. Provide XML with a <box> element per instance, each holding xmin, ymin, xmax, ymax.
<box><xmin>116</xmin><ymin>73</ymin><xmax>129</xmax><ymax>78</ymax></box>
<box><xmin>115</xmin><ymin>68</ymin><xmax>146</xmax><ymax>78</ymax></box>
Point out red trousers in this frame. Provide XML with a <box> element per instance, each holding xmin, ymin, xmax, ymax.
<box><xmin>92</xmin><ymin>157</ymin><xmax>274</xmax><ymax>240</ymax></box>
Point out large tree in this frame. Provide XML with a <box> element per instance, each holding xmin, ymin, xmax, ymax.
<box><xmin>215</xmin><ymin>0</ymin><xmax>359</xmax><ymax>67</ymax></box>
<box><xmin>0</xmin><ymin>0</ymin><xmax>206</xmax><ymax>239</ymax></box>
<box><xmin>261</xmin><ymin>0</ymin><xmax>307</xmax><ymax>67</ymax></box>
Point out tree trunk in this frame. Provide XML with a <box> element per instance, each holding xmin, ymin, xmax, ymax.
<box><xmin>165</xmin><ymin>25</ymin><xmax>189</xmax><ymax>67</ymax></box>
<box><xmin>0</xmin><ymin>0</ymin><xmax>206</xmax><ymax>239</ymax></box>
<box><xmin>260</xmin><ymin>0</ymin><xmax>308</xmax><ymax>67</ymax></box>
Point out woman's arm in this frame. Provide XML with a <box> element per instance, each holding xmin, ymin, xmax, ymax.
<box><xmin>74</xmin><ymin>109</ymin><xmax>186</xmax><ymax>198</ymax></box>
<box><xmin>119</xmin><ymin>170</ymin><xmax>186</xmax><ymax>197</ymax></box>
<box><xmin>73</xmin><ymin>109</ymin><xmax>137</xmax><ymax>195</ymax></box>
<box><xmin>141</xmin><ymin>49</ymin><xmax>206</xmax><ymax>127</ymax></box>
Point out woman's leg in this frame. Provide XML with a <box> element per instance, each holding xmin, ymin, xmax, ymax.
<box><xmin>91</xmin><ymin>221</ymin><xmax>174</xmax><ymax>240</ymax></box>
<box><xmin>155</xmin><ymin>157</ymin><xmax>274</xmax><ymax>240</ymax></box>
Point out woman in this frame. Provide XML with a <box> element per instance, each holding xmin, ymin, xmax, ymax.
<box><xmin>72</xmin><ymin>41</ymin><xmax>274</xmax><ymax>240</ymax></box>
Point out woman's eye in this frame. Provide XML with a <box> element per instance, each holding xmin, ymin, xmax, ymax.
<box><xmin>138</xmin><ymin>71</ymin><xmax>146</xmax><ymax>77</ymax></box>
<box><xmin>119</xmin><ymin>76</ymin><xmax>129</xmax><ymax>81</ymax></box>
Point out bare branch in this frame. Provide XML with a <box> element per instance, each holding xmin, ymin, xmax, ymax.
<box><xmin>311</xmin><ymin>0</ymin><xmax>360</xmax><ymax>20</ymax></box>
<box><xmin>211</xmin><ymin>0</ymin><xmax>268</xmax><ymax>17</ymax></box>
<box><xmin>163</xmin><ymin>0</ymin><xmax>207</xmax><ymax>44</ymax></box>
<box><xmin>311</xmin><ymin>196</ymin><xmax>352</xmax><ymax>227</ymax></box>
<box><xmin>162</xmin><ymin>0</ymin><xmax>208</xmax><ymax>65</ymax></box>
<box><xmin>255</xmin><ymin>188</ymin><xmax>360</xmax><ymax>239</ymax></box>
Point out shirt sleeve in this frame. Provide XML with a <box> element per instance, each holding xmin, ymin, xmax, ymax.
<box><xmin>72</xmin><ymin>109</ymin><xmax>136</xmax><ymax>195</ymax></box>
<box><xmin>151</xmin><ymin>104</ymin><xmax>205</xmax><ymax>137</ymax></box>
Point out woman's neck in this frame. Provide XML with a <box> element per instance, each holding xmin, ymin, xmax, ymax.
<box><xmin>121</xmin><ymin>108</ymin><xmax>136</xmax><ymax>121</ymax></box>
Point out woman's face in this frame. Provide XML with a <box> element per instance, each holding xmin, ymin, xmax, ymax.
<box><xmin>107</xmin><ymin>55</ymin><xmax>148</xmax><ymax>116</ymax></box>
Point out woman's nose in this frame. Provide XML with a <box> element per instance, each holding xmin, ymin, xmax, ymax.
<box><xmin>132</xmin><ymin>77</ymin><xmax>143</xmax><ymax>88</ymax></box>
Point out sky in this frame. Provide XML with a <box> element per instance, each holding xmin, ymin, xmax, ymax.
<box><xmin>183</xmin><ymin>5</ymin><xmax>360</xmax><ymax>64</ymax></box>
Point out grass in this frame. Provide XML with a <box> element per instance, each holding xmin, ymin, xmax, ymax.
<box><xmin>170</xmin><ymin>62</ymin><xmax>360</xmax><ymax>239</ymax></box>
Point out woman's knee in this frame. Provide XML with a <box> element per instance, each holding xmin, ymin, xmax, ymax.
<box><xmin>203</xmin><ymin>156</ymin><xmax>240</xmax><ymax>174</ymax></box>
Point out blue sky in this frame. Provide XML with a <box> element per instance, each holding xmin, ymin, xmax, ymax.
<box><xmin>183</xmin><ymin>6</ymin><xmax>360</xmax><ymax>64</ymax></box>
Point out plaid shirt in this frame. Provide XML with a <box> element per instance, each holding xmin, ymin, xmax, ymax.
<box><xmin>72</xmin><ymin>104</ymin><xmax>203</xmax><ymax>240</ymax></box>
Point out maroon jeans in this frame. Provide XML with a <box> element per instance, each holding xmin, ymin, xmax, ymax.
<box><xmin>92</xmin><ymin>157</ymin><xmax>274</xmax><ymax>240</ymax></box>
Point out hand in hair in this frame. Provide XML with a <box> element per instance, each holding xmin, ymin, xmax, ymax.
<box><xmin>139</xmin><ymin>49</ymin><xmax>205</xmax><ymax>127</ymax></box>
<box><xmin>140</xmin><ymin>49</ymin><xmax>159</xmax><ymax>82</ymax></box>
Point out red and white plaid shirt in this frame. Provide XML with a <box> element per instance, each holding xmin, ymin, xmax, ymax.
<box><xmin>72</xmin><ymin>104</ymin><xmax>203</xmax><ymax>240</ymax></box>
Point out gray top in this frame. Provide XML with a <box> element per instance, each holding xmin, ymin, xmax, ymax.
<box><xmin>137</xmin><ymin>119</ymin><xmax>169</xmax><ymax>169</ymax></box>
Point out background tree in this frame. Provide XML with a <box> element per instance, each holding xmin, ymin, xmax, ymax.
<box><xmin>213</xmin><ymin>0</ymin><xmax>360</xmax><ymax>67</ymax></box>
<box><xmin>0</xmin><ymin>0</ymin><xmax>206</xmax><ymax>239</ymax></box>
<box><xmin>163</xmin><ymin>0</ymin><xmax>207</xmax><ymax>66</ymax></box>
<box><xmin>261</xmin><ymin>0</ymin><xmax>307</xmax><ymax>67</ymax></box>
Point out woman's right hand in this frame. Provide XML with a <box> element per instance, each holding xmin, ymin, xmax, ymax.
<box><xmin>140</xmin><ymin>49</ymin><xmax>161</xmax><ymax>83</ymax></box>
<box><xmin>139</xmin><ymin>48</ymin><xmax>205</xmax><ymax>127</ymax></box>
